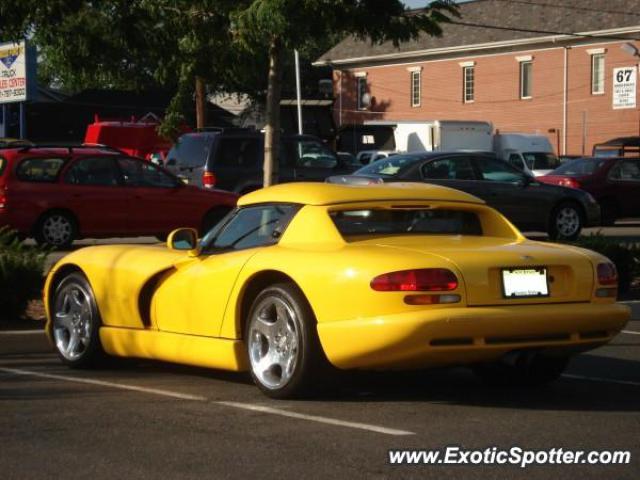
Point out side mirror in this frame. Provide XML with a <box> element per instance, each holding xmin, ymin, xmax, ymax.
<box><xmin>167</xmin><ymin>228</ymin><xmax>200</xmax><ymax>257</ymax></box>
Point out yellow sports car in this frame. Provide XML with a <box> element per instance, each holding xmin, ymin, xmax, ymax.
<box><xmin>44</xmin><ymin>183</ymin><xmax>630</xmax><ymax>398</ymax></box>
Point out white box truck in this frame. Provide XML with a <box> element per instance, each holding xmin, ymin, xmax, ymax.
<box><xmin>493</xmin><ymin>133</ymin><xmax>560</xmax><ymax>176</ymax></box>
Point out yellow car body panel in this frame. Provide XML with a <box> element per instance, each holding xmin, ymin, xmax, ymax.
<box><xmin>44</xmin><ymin>182</ymin><xmax>631</xmax><ymax>373</ymax></box>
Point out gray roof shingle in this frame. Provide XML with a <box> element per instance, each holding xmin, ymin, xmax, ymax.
<box><xmin>315</xmin><ymin>0</ymin><xmax>640</xmax><ymax>65</ymax></box>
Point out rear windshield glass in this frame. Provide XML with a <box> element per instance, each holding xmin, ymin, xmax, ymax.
<box><xmin>355</xmin><ymin>155</ymin><xmax>420</xmax><ymax>177</ymax></box>
<box><xmin>553</xmin><ymin>158</ymin><xmax>607</xmax><ymax>175</ymax></box>
<box><xmin>16</xmin><ymin>157</ymin><xmax>66</xmax><ymax>182</ymax></box>
<box><xmin>330</xmin><ymin>209</ymin><xmax>482</xmax><ymax>236</ymax></box>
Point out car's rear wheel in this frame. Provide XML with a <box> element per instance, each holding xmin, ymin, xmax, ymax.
<box><xmin>548</xmin><ymin>202</ymin><xmax>583</xmax><ymax>240</ymax></box>
<box><xmin>246</xmin><ymin>283</ymin><xmax>327</xmax><ymax>398</ymax></box>
<box><xmin>35</xmin><ymin>211</ymin><xmax>77</xmax><ymax>249</ymax></box>
<box><xmin>473</xmin><ymin>353</ymin><xmax>569</xmax><ymax>387</ymax></box>
<box><xmin>52</xmin><ymin>272</ymin><xmax>105</xmax><ymax>368</ymax></box>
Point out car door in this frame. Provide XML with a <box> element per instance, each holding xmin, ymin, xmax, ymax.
<box><xmin>154</xmin><ymin>204</ymin><xmax>299</xmax><ymax>337</ymax></box>
<box><xmin>117</xmin><ymin>157</ymin><xmax>193</xmax><ymax>235</ymax></box>
<box><xmin>471</xmin><ymin>156</ymin><xmax>550</xmax><ymax>229</ymax></box>
<box><xmin>61</xmin><ymin>156</ymin><xmax>129</xmax><ymax>235</ymax></box>
<box><xmin>606</xmin><ymin>158</ymin><xmax>640</xmax><ymax>217</ymax></box>
<box><xmin>419</xmin><ymin>155</ymin><xmax>486</xmax><ymax>198</ymax></box>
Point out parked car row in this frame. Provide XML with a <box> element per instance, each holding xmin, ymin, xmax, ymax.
<box><xmin>326</xmin><ymin>152</ymin><xmax>600</xmax><ymax>240</ymax></box>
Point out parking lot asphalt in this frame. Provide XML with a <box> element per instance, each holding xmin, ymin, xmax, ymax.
<box><xmin>1</xmin><ymin>309</ymin><xmax>639</xmax><ymax>479</ymax></box>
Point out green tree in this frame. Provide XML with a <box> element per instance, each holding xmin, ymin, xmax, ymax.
<box><xmin>233</xmin><ymin>0</ymin><xmax>459</xmax><ymax>186</ymax></box>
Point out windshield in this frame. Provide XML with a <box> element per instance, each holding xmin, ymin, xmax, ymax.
<box><xmin>355</xmin><ymin>155</ymin><xmax>419</xmax><ymax>177</ymax></box>
<box><xmin>552</xmin><ymin>158</ymin><xmax>608</xmax><ymax>176</ymax></box>
<box><xmin>522</xmin><ymin>152</ymin><xmax>560</xmax><ymax>170</ymax></box>
<box><xmin>330</xmin><ymin>209</ymin><xmax>482</xmax><ymax>237</ymax></box>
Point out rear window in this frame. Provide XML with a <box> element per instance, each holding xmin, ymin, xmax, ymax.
<box><xmin>356</xmin><ymin>155</ymin><xmax>420</xmax><ymax>177</ymax></box>
<box><xmin>167</xmin><ymin>134</ymin><xmax>211</xmax><ymax>168</ymax></box>
<box><xmin>553</xmin><ymin>158</ymin><xmax>607</xmax><ymax>175</ymax></box>
<box><xmin>16</xmin><ymin>157</ymin><xmax>66</xmax><ymax>183</ymax></box>
<box><xmin>330</xmin><ymin>209</ymin><xmax>482</xmax><ymax>236</ymax></box>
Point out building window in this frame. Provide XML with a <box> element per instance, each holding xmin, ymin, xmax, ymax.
<box><xmin>410</xmin><ymin>70</ymin><xmax>421</xmax><ymax>107</ymax></box>
<box><xmin>520</xmin><ymin>61</ymin><xmax>532</xmax><ymax>99</ymax></box>
<box><xmin>592</xmin><ymin>53</ymin><xmax>605</xmax><ymax>95</ymax></box>
<box><xmin>463</xmin><ymin>66</ymin><xmax>474</xmax><ymax>103</ymax></box>
<box><xmin>356</xmin><ymin>76</ymin><xmax>368</xmax><ymax>110</ymax></box>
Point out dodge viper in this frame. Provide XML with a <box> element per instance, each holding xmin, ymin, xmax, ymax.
<box><xmin>44</xmin><ymin>182</ymin><xmax>630</xmax><ymax>398</ymax></box>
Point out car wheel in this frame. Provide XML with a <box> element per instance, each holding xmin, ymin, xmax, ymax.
<box><xmin>473</xmin><ymin>353</ymin><xmax>569</xmax><ymax>387</ymax></box>
<box><xmin>52</xmin><ymin>272</ymin><xmax>105</xmax><ymax>368</ymax></box>
<box><xmin>548</xmin><ymin>202</ymin><xmax>583</xmax><ymax>240</ymax></box>
<box><xmin>246</xmin><ymin>283</ymin><xmax>327</xmax><ymax>399</ymax></box>
<box><xmin>201</xmin><ymin>207</ymin><xmax>231</xmax><ymax>236</ymax></box>
<box><xmin>35</xmin><ymin>211</ymin><xmax>77</xmax><ymax>249</ymax></box>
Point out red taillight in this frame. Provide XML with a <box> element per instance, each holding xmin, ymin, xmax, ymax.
<box><xmin>371</xmin><ymin>268</ymin><xmax>458</xmax><ymax>292</ymax></box>
<box><xmin>202</xmin><ymin>171</ymin><xmax>216</xmax><ymax>189</ymax></box>
<box><xmin>597</xmin><ymin>262</ymin><xmax>618</xmax><ymax>286</ymax></box>
<box><xmin>0</xmin><ymin>190</ymin><xmax>6</xmax><ymax>210</ymax></box>
<box><xmin>560</xmin><ymin>177</ymin><xmax>581</xmax><ymax>189</ymax></box>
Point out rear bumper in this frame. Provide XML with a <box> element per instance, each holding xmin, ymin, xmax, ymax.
<box><xmin>317</xmin><ymin>302</ymin><xmax>630</xmax><ymax>370</ymax></box>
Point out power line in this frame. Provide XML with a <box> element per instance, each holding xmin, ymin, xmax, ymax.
<box><xmin>448</xmin><ymin>20</ymin><xmax>640</xmax><ymax>42</ymax></box>
<box><xmin>494</xmin><ymin>0</ymin><xmax>640</xmax><ymax>19</ymax></box>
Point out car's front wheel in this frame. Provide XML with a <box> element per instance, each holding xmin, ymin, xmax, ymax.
<box><xmin>52</xmin><ymin>272</ymin><xmax>105</xmax><ymax>368</ymax></box>
<box><xmin>246</xmin><ymin>283</ymin><xmax>327</xmax><ymax>398</ymax></box>
<box><xmin>548</xmin><ymin>202</ymin><xmax>583</xmax><ymax>240</ymax></box>
<box><xmin>473</xmin><ymin>353</ymin><xmax>569</xmax><ymax>387</ymax></box>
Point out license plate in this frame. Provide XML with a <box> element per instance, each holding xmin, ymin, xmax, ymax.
<box><xmin>501</xmin><ymin>267</ymin><xmax>549</xmax><ymax>298</ymax></box>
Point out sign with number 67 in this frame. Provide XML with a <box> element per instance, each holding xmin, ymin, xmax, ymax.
<box><xmin>613</xmin><ymin>66</ymin><xmax>637</xmax><ymax>109</ymax></box>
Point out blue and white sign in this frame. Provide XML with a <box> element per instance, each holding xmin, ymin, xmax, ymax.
<box><xmin>0</xmin><ymin>40</ymin><xmax>29</xmax><ymax>104</ymax></box>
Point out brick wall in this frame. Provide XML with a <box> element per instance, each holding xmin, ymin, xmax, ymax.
<box><xmin>333</xmin><ymin>41</ymin><xmax>640</xmax><ymax>155</ymax></box>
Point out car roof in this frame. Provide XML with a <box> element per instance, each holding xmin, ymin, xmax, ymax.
<box><xmin>238</xmin><ymin>182</ymin><xmax>485</xmax><ymax>207</ymax></box>
<box><xmin>0</xmin><ymin>146</ymin><xmax>123</xmax><ymax>158</ymax></box>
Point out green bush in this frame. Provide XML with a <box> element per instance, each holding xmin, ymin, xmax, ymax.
<box><xmin>0</xmin><ymin>228</ymin><xmax>48</xmax><ymax>321</ymax></box>
<box><xmin>562</xmin><ymin>232</ymin><xmax>640</xmax><ymax>294</ymax></box>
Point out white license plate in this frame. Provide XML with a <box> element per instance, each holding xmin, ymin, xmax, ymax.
<box><xmin>501</xmin><ymin>268</ymin><xmax>549</xmax><ymax>298</ymax></box>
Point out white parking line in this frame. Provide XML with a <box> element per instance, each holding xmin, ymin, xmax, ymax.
<box><xmin>0</xmin><ymin>366</ymin><xmax>414</xmax><ymax>436</ymax></box>
<box><xmin>0</xmin><ymin>330</ymin><xmax>45</xmax><ymax>335</ymax></box>
<box><xmin>621</xmin><ymin>330</ymin><xmax>640</xmax><ymax>335</ymax></box>
<box><xmin>562</xmin><ymin>374</ymin><xmax>640</xmax><ymax>387</ymax></box>
<box><xmin>0</xmin><ymin>367</ymin><xmax>208</xmax><ymax>401</ymax></box>
<box><xmin>217</xmin><ymin>401</ymin><xmax>414</xmax><ymax>436</ymax></box>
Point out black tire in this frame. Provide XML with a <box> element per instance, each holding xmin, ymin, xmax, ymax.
<box><xmin>34</xmin><ymin>210</ymin><xmax>77</xmax><ymax>249</ymax></box>
<box><xmin>51</xmin><ymin>272</ymin><xmax>106</xmax><ymax>368</ymax></box>
<box><xmin>245</xmin><ymin>283</ymin><xmax>329</xmax><ymax>399</ymax></box>
<box><xmin>473</xmin><ymin>353</ymin><xmax>569</xmax><ymax>387</ymax></box>
<box><xmin>201</xmin><ymin>206</ymin><xmax>231</xmax><ymax>236</ymax></box>
<box><xmin>548</xmin><ymin>202</ymin><xmax>583</xmax><ymax>240</ymax></box>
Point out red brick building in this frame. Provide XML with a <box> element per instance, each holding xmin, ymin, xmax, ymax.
<box><xmin>314</xmin><ymin>0</ymin><xmax>640</xmax><ymax>155</ymax></box>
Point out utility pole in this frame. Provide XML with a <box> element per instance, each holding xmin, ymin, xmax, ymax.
<box><xmin>295</xmin><ymin>49</ymin><xmax>303</xmax><ymax>135</ymax></box>
<box><xmin>195</xmin><ymin>76</ymin><xmax>206</xmax><ymax>130</ymax></box>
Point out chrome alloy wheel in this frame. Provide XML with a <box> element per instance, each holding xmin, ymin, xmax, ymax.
<box><xmin>53</xmin><ymin>282</ymin><xmax>93</xmax><ymax>361</ymax></box>
<box><xmin>555</xmin><ymin>206</ymin><xmax>580</xmax><ymax>238</ymax></box>
<box><xmin>248</xmin><ymin>296</ymin><xmax>301</xmax><ymax>390</ymax></box>
<box><xmin>42</xmin><ymin>214</ymin><xmax>73</xmax><ymax>245</ymax></box>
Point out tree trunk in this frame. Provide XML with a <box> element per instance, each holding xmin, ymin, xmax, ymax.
<box><xmin>195</xmin><ymin>76</ymin><xmax>206</xmax><ymax>130</ymax></box>
<box><xmin>263</xmin><ymin>36</ymin><xmax>284</xmax><ymax>187</ymax></box>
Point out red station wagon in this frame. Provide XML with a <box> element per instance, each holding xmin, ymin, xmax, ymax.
<box><xmin>0</xmin><ymin>145</ymin><xmax>238</xmax><ymax>247</ymax></box>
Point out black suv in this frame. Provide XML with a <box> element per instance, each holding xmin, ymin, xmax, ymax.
<box><xmin>165</xmin><ymin>129</ymin><xmax>356</xmax><ymax>193</ymax></box>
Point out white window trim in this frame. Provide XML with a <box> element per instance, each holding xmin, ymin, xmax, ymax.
<box><xmin>587</xmin><ymin>48</ymin><xmax>607</xmax><ymax>55</ymax></box>
<box><xmin>591</xmin><ymin>53</ymin><xmax>605</xmax><ymax>95</ymax></box>
<box><xmin>459</xmin><ymin>61</ymin><xmax>475</xmax><ymax>67</ymax></box>
<box><xmin>356</xmin><ymin>75</ymin><xmax>368</xmax><ymax>110</ymax></box>
<box><xmin>515</xmin><ymin>55</ymin><xmax>533</xmax><ymax>62</ymax></box>
<box><xmin>463</xmin><ymin>65</ymin><xmax>475</xmax><ymax>103</ymax></box>
<box><xmin>520</xmin><ymin>61</ymin><xmax>533</xmax><ymax>99</ymax></box>
<box><xmin>411</xmin><ymin>70</ymin><xmax>421</xmax><ymax>107</ymax></box>
<box><xmin>406</xmin><ymin>66</ymin><xmax>423</xmax><ymax>72</ymax></box>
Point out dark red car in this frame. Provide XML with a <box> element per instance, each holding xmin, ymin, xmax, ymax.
<box><xmin>0</xmin><ymin>145</ymin><xmax>238</xmax><ymax>247</ymax></box>
<box><xmin>538</xmin><ymin>157</ymin><xmax>640</xmax><ymax>224</ymax></box>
